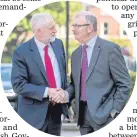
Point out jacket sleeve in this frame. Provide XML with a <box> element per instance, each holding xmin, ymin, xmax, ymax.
<box><xmin>109</xmin><ymin>45</ymin><xmax>131</xmax><ymax>112</ymax></box>
<box><xmin>65</xmin><ymin>57</ymin><xmax>75</xmax><ymax>101</ymax></box>
<box><xmin>61</xmin><ymin>40</ymin><xmax>68</xmax><ymax>89</ymax></box>
<box><xmin>11</xmin><ymin>49</ymin><xmax>45</xmax><ymax>101</ymax></box>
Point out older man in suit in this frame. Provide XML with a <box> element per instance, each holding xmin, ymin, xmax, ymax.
<box><xmin>66</xmin><ymin>11</ymin><xmax>131</xmax><ymax>135</ymax></box>
<box><xmin>11</xmin><ymin>13</ymin><xmax>68</xmax><ymax>136</ymax></box>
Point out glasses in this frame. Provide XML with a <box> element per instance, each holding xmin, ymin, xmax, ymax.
<box><xmin>72</xmin><ymin>24</ymin><xmax>90</xmax><ymax>29</ymax></box>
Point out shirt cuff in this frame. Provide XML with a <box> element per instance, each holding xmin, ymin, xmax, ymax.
<box><xmin>43</xmin><ymin>87</ymin><xmax>48</xmax><ymax>98</ymax></box>
<box><xmin>64</xmin><ymin>90</ymin><xmax>69</xmax><ymax>103</ymax></box>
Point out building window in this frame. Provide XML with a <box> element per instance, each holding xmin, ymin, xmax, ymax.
<box><xmin>104</xmin><ymin>23</ymin><xmax>108</xmax><ymax>35</ymax></box>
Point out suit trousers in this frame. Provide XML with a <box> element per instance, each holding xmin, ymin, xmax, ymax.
<box><xmin>40</xmin><ymin>103</ymin><xmax>62</xmax><ymax>136</ymax></box>
<box><xmin>78</xmin><ymin>101</ymin><xmax>94</xmax><ymax>135</ymax></box>
<box><xmin>78</xmin><ymin>101</ymin><xmax>116</xmax><ymax>135</ymax></box>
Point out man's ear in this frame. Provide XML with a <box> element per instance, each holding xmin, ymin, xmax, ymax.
<box><xmin>36</xmin><ymin>28</ymin><xmax>42</xmax><ymax>35</ymax></box>
<box><xmin>37</xmin><ymin>29</ymin><xmax>41</xmax><ymax>33</ymax></box>
<box><xmin>87</xmin><ymin>24</ymin><xmax>94</xmax><ymax>33</ymax></box>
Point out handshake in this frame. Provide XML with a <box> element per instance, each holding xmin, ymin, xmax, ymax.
<box><xmin>47</xmin><ymin>88</ymin><xmax>67</xmax><ymax>104</ymax></box>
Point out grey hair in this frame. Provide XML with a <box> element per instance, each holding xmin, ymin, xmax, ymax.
<box><xmin>30</xmin><ymin>13</ymin><xmax>53</xmax><ymax>32</ymax></box>
<box><xmin>76</xmin><ymin>11</ymin><xmax>97</xmax><ymax>32</ymax></box>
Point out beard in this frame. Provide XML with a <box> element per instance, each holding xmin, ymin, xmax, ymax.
<box><xmin>49</xmin><ymin>35</ymin><xmax>56</xmax><ymax>42</ymax></box>
<box><xmin>42</xmin><ymin>35</ymin><xmax>56</xmax><ymax>44</ymax></box>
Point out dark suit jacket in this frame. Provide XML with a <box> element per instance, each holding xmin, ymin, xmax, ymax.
<box><xmin>11</xmin><ymin>38</ymin><xmax>68</xmax><ymax>129</ymax></box>
<box><xmin>66</xmin><ymin>36</ymin><xmax>131</xmax><ymax>129</ymax></box>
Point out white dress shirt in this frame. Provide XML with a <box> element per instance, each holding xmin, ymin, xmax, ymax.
<box><xmin>82</xmin><ymin>35</ymin><xmax>97</xmax><ymax>66</ymax></box>
<box><xmin>34</xmin><ymin>37</ymin><xmax>61</xmax><ymax>97</ymax></box>
<box><xmin>83</xmin><ymin>35</ymin><xmax>119</xmax><ymax>116</ymax></box>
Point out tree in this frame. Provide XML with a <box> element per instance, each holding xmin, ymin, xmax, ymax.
<box><xmin>2</xmin><ymin>1</ymin><xmax>83</xmax><ymax>63</ymax></box>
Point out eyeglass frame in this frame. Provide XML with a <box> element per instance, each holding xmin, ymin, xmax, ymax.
<box><xmin>72</xmin><ymin>24</ymin><xmax>90</xmax><ymax>29</ymax></box>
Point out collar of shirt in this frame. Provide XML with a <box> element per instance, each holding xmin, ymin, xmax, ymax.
<box><xmin>82</xmin><ymin>35</ymin><xmax>97</xmax><ymax>49</ymax></box>
<box><xmin>34</xmin><ymin>37</ymin><xmax>50</xmax><ymax>51</ymax></box>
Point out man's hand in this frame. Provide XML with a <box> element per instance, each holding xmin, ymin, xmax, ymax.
<box><xmin>47</xmin><ymin>88</ymin><xmax>57</xmax><ymax>104</ymax></box>
<box><xmin>53</xmin><ymin>88</ymin><xmax>67</xmax><ymax>103</ymax></box>
<box><xmin>48</xmin><ymin>88</ymin><xmax>67</xmax><ymax>104</ymax></box>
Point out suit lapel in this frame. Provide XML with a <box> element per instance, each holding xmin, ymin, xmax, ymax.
<box><xmin>29</xmin><ymin>38</ymin><xmax>48</xmax><ymax>83</ymax></box>
<box><xmin>50</xmin><ymin>42</ymin><xmax>64</xmax><ymax>85</ymax></box>
<box><xmin>72</xmin><ymin>46</ymin><xmax>82</xmax><ymax>87</ymax></box>
<box><xmin>86</xmin><ymin>37</ymin><xmax>101</xmax><ymax>81</ymax></box>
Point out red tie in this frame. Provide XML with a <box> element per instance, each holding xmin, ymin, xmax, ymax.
<box><xmin>44</xmin><ymin>45</ymin><xmax>57</xmax><ymax>88</ymax></box>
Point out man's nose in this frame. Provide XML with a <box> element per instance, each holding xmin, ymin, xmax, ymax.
<box><xmin>72</xmin><ymin>26</ymin><xmax>76</xmax><ymax>33</ymax></box>
<box><xmin>72</xmin><ymin>28</ymin><xmax>76</xmax><ymax>34</ymax></box>
<box><xmin>53</xmin><ymin>27</ymin><xmax>57</xmax><ymax>33</ymax></box>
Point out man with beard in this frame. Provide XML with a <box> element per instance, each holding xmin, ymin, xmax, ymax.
<box><xmin>11</xmin><ymin>13</ymin><xmax>68</xmax><ymax>136</ymax></box>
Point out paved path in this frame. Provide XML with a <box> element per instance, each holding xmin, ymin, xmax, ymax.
<box><xmin>61</xmin><ymin>123</ymin><xmax>80</xmax><ymax>137</ymax></box>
